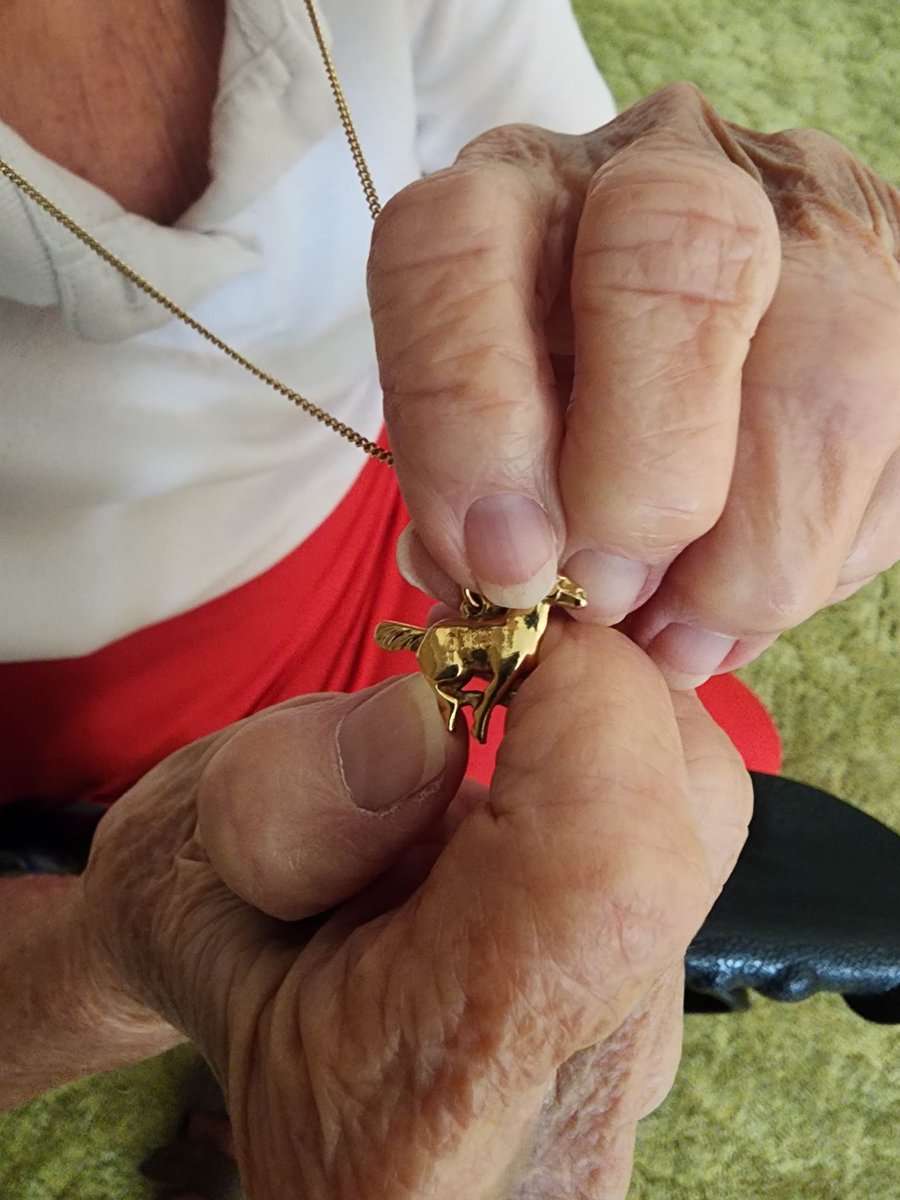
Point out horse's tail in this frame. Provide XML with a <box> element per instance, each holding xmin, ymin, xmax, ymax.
<box><xmin>374</xmin><ymin>620</ymin><xmax>426</xmax><ymax>654</ymax></box>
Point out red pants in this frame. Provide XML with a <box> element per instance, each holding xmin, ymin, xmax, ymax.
<box><xmin>0</xmin><ymin>454</ymin><xmax>780</xmax><ymax>807</ymax></box>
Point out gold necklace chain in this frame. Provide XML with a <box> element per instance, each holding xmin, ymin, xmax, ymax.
<box><xmin>0</xmin><ymin>0</ymin><xmax>392</xmax><ymax>467</ymax></box>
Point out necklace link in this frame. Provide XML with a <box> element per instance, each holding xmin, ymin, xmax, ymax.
<box><xmin>302</xmin><ymin>0</ymin><xmax>382</xmax><ymax>221</ymax></box>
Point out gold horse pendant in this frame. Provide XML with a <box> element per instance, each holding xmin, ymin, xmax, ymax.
<box><xmin>374</xmin><ymin>575</ymin><xmax>588</xmax><ymax>743</ymax></box>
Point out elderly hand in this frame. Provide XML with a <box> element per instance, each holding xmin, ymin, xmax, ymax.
<box><xmin>369</xmin><ymin>82</ymin><xmax>900</xmax><ymax>688</ymax></box>
<box><xmin>79</xmin><ymin>625</ymin><xmax>749</xmax><ymax>1199</ymax></box>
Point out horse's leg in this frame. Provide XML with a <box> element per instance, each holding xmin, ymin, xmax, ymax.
<box><xmin>433</xmin><ymin>681</ymin><xmax>462</xmax><ymax>731</ymax></box>
<box><xmin>418</xmin><ymin>638</ymin><xmax>460</xmax><ymax>731</ymax></box>
<box><xmin>432</xmin><ymin>662</ymin><xmax>477</xmax><ymax>733</ymax></box>
<box><xmin>472</xmin><ymin>656</ymin><xmax>521</xmax><ymax>742</ymax></box>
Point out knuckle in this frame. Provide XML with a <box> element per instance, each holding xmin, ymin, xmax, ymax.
<box><xmin>457</xmin><ymin>121</ymin><xmax>564</xmax><ymax>171</ymax></box>
<box><xmin>613</xmin><ymin>81</ymin><xmax>711</xmax><ymax>143</ymax></box>
<box><xmin>370</xmin><ymin>160</ymin><xmax>522</xmax><ymax>278</ymax></box>
<box><xmin>384</xmin><ymin>338</ymin><xmax>538</xmax><ymax>409</ymax></box>
<box><xmin>777</xmin><ymin>125</ymin><xmax>850</xmax><ymax>160</ymax></box>
<box><xmin>579</xmin><ymin>175</ymin><xmax>772</xmax><ymax>316</ymax></box>
<box><xmin>742</xmin><ymin>126</ymin><xmax>900</xmax><ymax>250</ymax></box>
<box><xmin>636</xmin><ymin>423</ymin><xmax>732</xmax><ymax>499</ymax></box>
<box><xmin>583</xmin><ymin>96</ymin><xmax>777</xmax><ymax>272</ymax></box>
<box><xmin>649</xmin><ymin>79</ymin><xmax>708</xmax><ymax>111</ymax></box>
<box><xmin>565</xmin><ymin>422</ymin><xmax>733</xmax><ymax>560</ymax></box>
<box><xmin>386</xmin><ymin>385</ymin><xmax>546</xmax><ymax>492</ymax></box>
<box><xmin>368</xmin><ymin>172</ymin><xmax>449</xmax><ymax>276</ymax></box>
<box><xmin>729</xmin><ymin>569</ymin><xmax>821</xmax><ymax>632</ymax></box>
<box><xmin>622</xmin><ymin>494</ymin><xmax>725</xmax><ymax>558</ymax></box>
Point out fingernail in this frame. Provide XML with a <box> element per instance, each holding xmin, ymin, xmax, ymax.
<box><xmin>395</xmin><ymin>525</ymin><xmax>431</xmax><ymax>593</ymax></box>
<box><xmin>563</xmin><ymin>549</ymin><xmax>649</xmax><ymax>623</ymax></box>
<box><xmin>464</xmin><ymin>492</ymin><xmax>557</xmax><ymax>609</ymax></box>
<box><xmin>338</xmin><ymin>675</ymin><xmax>448</xmax><ymax>812</ymax></box>
<box><xmin>395</xmin><ymin>525</ymin><xmax>459</xmax><ymax>603</ymax></box>
<box><xmin>646</xmin><ymin>623</ymin><xmax>737</xmax><ymax>690</ymax></box>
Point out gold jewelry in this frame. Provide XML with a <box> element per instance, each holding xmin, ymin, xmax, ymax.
<box><xmin>0</xmin><ymin>0</ymin><xmax>587</xmax><ymax>741</ymax></box>
<box><xmin>376</xmin><ymin>576</ymin><xmax>587</xmax><ymax>743</ymax></box>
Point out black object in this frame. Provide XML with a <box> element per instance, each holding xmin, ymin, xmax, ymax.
<box><xmin>0</xmin><ymin>800</ymin><xmax>103</xmax><ymax>875</ymax></box>
<box><xmin>685</xmin><ymin>772</ymin><xmax>900</xmax><ymax>1024</ymax></box>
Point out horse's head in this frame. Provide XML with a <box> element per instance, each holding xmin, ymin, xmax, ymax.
<box><xmin>545</xmin><ymin>575</ymin><xmax>588</xmax><ymax>609</ymax></box>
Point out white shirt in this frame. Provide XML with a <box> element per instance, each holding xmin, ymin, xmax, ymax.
<box><xmin>0</xmin><ymin>0</ymin><xmax>615</xmax><ymax>660</ymax></box>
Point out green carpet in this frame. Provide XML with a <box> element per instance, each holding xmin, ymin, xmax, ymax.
<box><xmin>2</xmin><ymin>2</ymin><xmax>898</xmax><ymax>1196</ymax></box>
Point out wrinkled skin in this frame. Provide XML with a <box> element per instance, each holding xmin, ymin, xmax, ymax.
<box><xmin>370</xmin><ymin>83</ymin><xmax>900</xmax><ymax>689</ymax></box>
<box><xmin>81</xmin><ymin>625</ymin><xmax>750</xmax><ymax>1200</ymax></box>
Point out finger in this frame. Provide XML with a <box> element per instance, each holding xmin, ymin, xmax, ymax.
<box><xmin>535</xmin><ymin>618</ymin><xmax>752</xmax><ymax>883</ymax></box>
<box><xmin>196</xmin><ymin>676</ymin><xmax>467</xmax><ymax>920</ymax></box>
<box><xmin>369</xmin><ymin>131</ymin><xmax>569</xmax><ymax>609</ymax></box>
<box><xmin>401</xmin><ymin>625</ymin><xmax>736</xmax><ymax>1081</ymax></box>
<box><xmin>670</xmin><ymin>689</ymin><xmax>753</xmax><ymax>888</ymax></box>
<box><xmin>560</xmin><ymin>132</ymin><xmax>781</xmax><ymax>622</ymax></box>
<box><xmin>512</xmin><ymin>697</ymin><xmax>751</xmax><ymax>1199</ymax></box>
<box><xmin>630</xmin><ymin>245</ymin><xmax>900</xmax><ymax>685</ymax></box>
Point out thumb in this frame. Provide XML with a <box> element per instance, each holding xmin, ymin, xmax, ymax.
<box><xmin>196</xmin><ymin>675</ymin><xmax>467</xmax><ymax>920</ymax></box>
